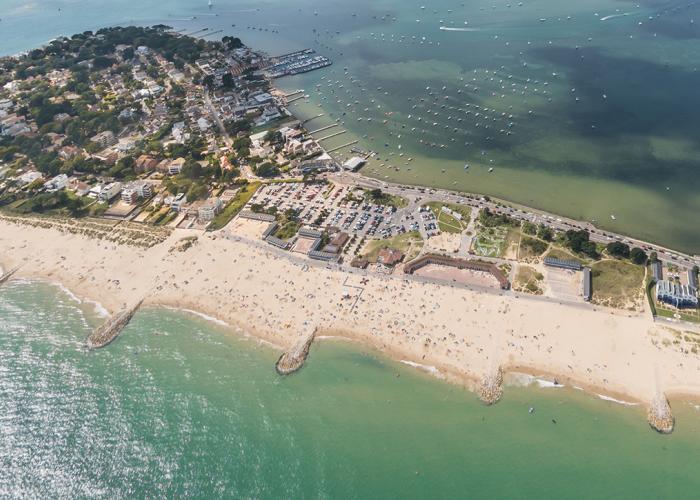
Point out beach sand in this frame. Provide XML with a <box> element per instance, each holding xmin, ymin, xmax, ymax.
<box><xmin>2</xmin><ymin>215</ymin><xmax>699</xmax><ymax>408</ymax></box>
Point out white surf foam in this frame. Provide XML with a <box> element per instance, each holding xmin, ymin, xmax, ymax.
<box><xmin>165</xmin><ymin>307</ymin><xmax>229</xmax><ymax>327</ymax></box>
<box><xmin>597</xmin><ymin>394</ymin><xmax>639</xmax><ymax>406</ymax></box>
<box><xmin>400</xmin><ymin>360</ymin><xmax>441</xmax><ymax>376</ymax></box>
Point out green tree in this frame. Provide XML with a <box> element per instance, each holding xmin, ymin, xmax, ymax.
<box><xmin>606</xmin><ymin>241</ymin><xmax>630</xmax><ymax>258</ymax></box>
<box><xmin>522</xmin><ymin>221</ymin><xmax>536</xmax><ymax>235</ymax></box>
<box><xmin>630</xmin><ymin>247</ymin><xmax>647</xmax><ymax>265</ymax></box>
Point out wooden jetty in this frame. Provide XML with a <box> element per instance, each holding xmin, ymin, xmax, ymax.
<box><xmin>309</xmin><ymin>123</ymin><xmax>338</xmax><ymax>134</ymax></box>
<box><xmin>326</xmin><ymin>140</ymin><xmax>359</xmax><ymax>153</ymax></box>
<box><xmin>275</xmin><ymin>327</ymin><xmax>317</xmax><ymax>375</ymax></box>
<box><xmin>0</xmin><ymin>266</ymin><xmax>20</xmax><ymax>286</ymax></box>
<box><xmin>317</xmin><ymin>130</ymin><xmax>346</xmax><ymax>141</ymax></box>
<box><xmin>86</xmin><ymin>300</ymin><xmax>143</xmax><ymax>349</ymax></box>
<box><xmin>302</xmin><ymin>113</ymin><xmax>324</xmax><ymax>125</ymax></box>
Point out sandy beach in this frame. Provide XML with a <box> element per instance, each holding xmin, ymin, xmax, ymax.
<box><xmin>2</xmin><ymin>214</ymin><xmax>700</xmax><ymax>409</ymax></box>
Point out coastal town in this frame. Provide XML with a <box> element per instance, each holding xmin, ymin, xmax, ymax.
<box><xmin>1</xmin><ymin>26</ymin><xmax>699</xmax><ymax>432</ymax></box>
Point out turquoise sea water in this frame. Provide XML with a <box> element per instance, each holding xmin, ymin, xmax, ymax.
<box><xmin>1</xmin><ymin>0</ymin><xmax>700</xmax><ymax>252</ymax></box>
<box><xmin>2</xmin><ymin>281</ymin><xmax>700</xmax><ymax>498</ymax></box>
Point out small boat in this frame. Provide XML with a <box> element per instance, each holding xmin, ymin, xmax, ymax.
<box><xmin>529</xmin><ymin>407</ymin><xmax>535</xmax><ymax>414</ymax></box>
<box><xmin>610</xmin><ymin>214</ymin><xmax>617</xmax><ymax>221</ymax></box>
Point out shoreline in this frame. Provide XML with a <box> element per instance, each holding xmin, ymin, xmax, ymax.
<box><xmin>2</xmin><ymin>211</ymin><xmax>700</xmax><ymax>426</ymax></box>
<box><xmin>9</xmin><ymin>272</ymin><xmax>700</xmax><ymax>411</ymax></box>
<box><xmin>6</xmin><ymin>266</ymin><xmax>700</xmax><ymax>412</ymax></box>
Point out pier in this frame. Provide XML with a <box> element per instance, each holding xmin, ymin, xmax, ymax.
<box><xmin>200</xmin><ymin>29</ymin><xmax>224</xmax><ymax>39</ymax></box>
<box><xmin>284</xmin><ymin>89</ymin><xmax>304</xmax><ymax>98</ymax></box>
<box><xmin>275</xmin><ymin>326</ymin><xmax>316</xmax><ymax>375</ymax></box>
<box><xmin>86</xmin><ymin>299</ymin><xmax>143</xmax><ymax>349</ymax></box>
<box><xmin>309</xmin><ymin>123</ymin><xmax>338</xmax><ymax>134</ymax></box>
<box><xmin>287</xmin><ymin>95</ymin><xmax>307</xmax><ymax>104</ymax></box>
<box><xmin>326</xmin><ymin>140</ymin><xmax>359</xmax><ymax>153</ymax></box>
<box><xmin>302</xmin><ymin>113</ymin><xmax>324</xmax><ymax>125</ymax></box>
<box><xmin>317</xmin><ymin>130</ymin><xmax>346</xmax><ymax>142</ymax></box>
<box><xmin>0</xmin><ymin>266</ymin><xmax>20</xmax><ymax>286</ymax></box>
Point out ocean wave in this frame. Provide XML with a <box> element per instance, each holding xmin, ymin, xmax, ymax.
<box><xmin>507</xmin><ymin>372</ymin><xmax>564</xmax><ymax>388</ymax></box>
<box><xmin>535</xmin><ymin>378</ymin><xmax>565</xmax><ymax>389</ymax></box>
<box><xmin>400</xmin><ymin>360</ymin><xmax>441</xmax><ymax>376</ymax></box>
<box><xmin>163</xmin><ymin>306</ymin><xmax>229</xmax><ymax>327</ymax></box>
<box><xmin>596</xmin><ymin>394</ymin><xmax>639</xmax><ymax>406</ymax></box>
<box><xmin>53</xmin><ymin>282</ymin><xmax>83</xmax><ymax>305</ymax></box>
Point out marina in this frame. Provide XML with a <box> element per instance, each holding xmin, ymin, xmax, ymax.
<box><xmin>264</xmin><ymin>49</ymin><xmax>332</xmax><ymax>78</ymax></box>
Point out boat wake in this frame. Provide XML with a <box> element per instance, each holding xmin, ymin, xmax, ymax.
<box><xmin>439</xmin><ymin>26</ymin><xmax>482</xmax><ymax>32</ymax></box>
<box><xmin>600</xmin><ymin>13</ymin><xmax>631</xmax><ymax>21</ymax></box>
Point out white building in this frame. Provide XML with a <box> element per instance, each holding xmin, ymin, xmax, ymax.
<box><xmin>43</xmin><ymin>174</ymin><xmax>69</xmax><ymax>191</ymax></box>
<box><xmin>18</xmin><ymin>171</ymin><xmax>43</xmax><ymax>185</ymax></box>
<box><xmin>98</xmin><ymin>182</ymin><xmax>123</xmax><ymax>202</ymax></box>
<box><xmin>342</xmin><ymin>157</ymin><xmax>366</xmax><ymax>171</ymax></box>
<box><xmin>170</xmin><ymin>193</ymin><xmax>187</xmax><ymax>212</ymax></box>
<box><xmin>168</xmin><ymin>157</ymin><xmax>186</xmax><ymax>176</ymax></box>
<box><xmin>198</xmin><ymin>198</ymin><xmax>223</xmax><ymax>221</ymax></box>
<box><xmin>121</xmin><ymin>181</ymin><xmax>153</xmax><ymax>204</ymax></box>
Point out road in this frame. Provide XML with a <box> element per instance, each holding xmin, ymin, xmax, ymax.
<box><xmin>329</xmin><ymin>172</ymin><xmax>700</xmax><ymax>270</ymax></box>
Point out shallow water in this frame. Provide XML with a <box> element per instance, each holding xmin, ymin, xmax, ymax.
<box><xmin>2</xmin><ymin>0</ymin><xmax>700</xmax><ymax>251</ymax></box>
<box><xmin>1</xmin><ymin>281</ymin><xmax>700</xmax><ymax>498</ymax></box>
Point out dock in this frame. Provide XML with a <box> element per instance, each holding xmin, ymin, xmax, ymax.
<box><xmin>86</xmin><ymin>299</ymin><xmax>143</xmax><ymax>349</ymax></box>
<box><xmin>0</xmin><ymin>266</ymin><xmax>20</xmax><ymax>286</ymax></box>
<box><xmin>275</xmin><ymin>326</ymin><xmax>316</xmax><ymax>375</ymax></box>
<box><xmin>200</xmin><ymin>29</ymin><xmax>224</xmax><ymax>39</ymax></box>
<box><xmin>326</xmin><ymin>140</ymin><xmax>359</xmax><ymax>153</ymax></box>
<box><xmin>309</xmin><ymin>123</ymin><xmax>338</xmax><ymax>134</ymax></box>
<box><xmin>317</xmin><ymin>130</ymin><xmax>346</xmax><ymax>142</ymax></box>
<box><xmin>302</xmin><ymin>113</ymin><xmax>324</xmax><ymax>125</ymax></box>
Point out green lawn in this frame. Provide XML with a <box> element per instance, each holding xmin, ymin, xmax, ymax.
<box><xmin>591</xmin><ymin>259</ymin><xmax>645</xmax><ymax>309</ymax></box>
<box><xmin>363</xmin><ymin>231</ymin><xmax>423</xmax><ymax>263</ymax></box>
<box><xmin>275</xmin><ymin>221</ymin><xmax>301</xmax><ymax>240</ymax></box>
<box><xmin>425</xmin><ymin>202</ymin><xmax>470</xmax><ymax>234</ymax></box>
<box><xmin>364</xmin><ymin>190</ymin><xmax>408</xmax><ymax>209</ymax></box>
<box><xmin>208</xmin><ymin>182</ymin><xmax>262</xmax><ymax>231</ymax></box>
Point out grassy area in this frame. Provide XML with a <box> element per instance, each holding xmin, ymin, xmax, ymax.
<box><xmin>545</xmin><ymin>247</ymin><xmax>585</xmax><ymax>264</ymax></box>
<box><xmin>362</xmin><ymin>231</ymin><xmax>423</xmax><ymax>263</ymax></box>
<box><xmin>591</xmin><ymin>259</ymin><xmax>645</xmax><ymax>309</ymax></box>
<box><xmin>275</xmin><ymin>221</ymin><xmax>301</xmax><ymax>240</ymax></box>
<box><xmin>472</xmin><ymin>225</ymin><xmax>508</xmax><ymax>258</ymax></box>
<box><xmin>425</xmin><ymin>202</ymin><xmax>470</xmax><ymax>234</ymax></box>
<box><xmin>364</xmin><ymin>189</ymin><xmax>408</xmax><ymax>209</ymax></box>
<box><xmin>513</xmin><ymin>265</ymin><xmax>544</xmax><ymax>295</ymax></box>
<box><xmin>208</xmin><ymin>182</ymin><xmax>262</xmax><ymax>231</ymax></box>
<box><xmin>519</xmin><ymin>236</ymin><xmax>549</xmax><ymax>261</ymax></box>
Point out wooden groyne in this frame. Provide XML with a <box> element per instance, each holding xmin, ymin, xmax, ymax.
<box><xmin>478</xmin><ymin>366</ymin><xmax>504</xmax><ymax>405</ymax></box>
<box><xmin>647</xmin><ymin>393</ymin><xmax>674</xmax><ymax>434</ymax></box>
<box><xmin>275</xmin><ymin>327</ymin><xmax>316</xmax><ymax>375</ymax></box>
<box><xmin>86</xmin><ymin>300</ymin><xmax>143</xmax><ymax>349</ymax></box>
<box><xmin>0</xmin><ymin>266</ymin><xmax>20</xmax><ymax>286</ymax></box>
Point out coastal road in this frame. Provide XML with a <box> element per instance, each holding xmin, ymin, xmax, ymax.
<box><xmin>329</xmin><ymin>172</ymin><xmax>700</xmax><ymax>269</ymax></box>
